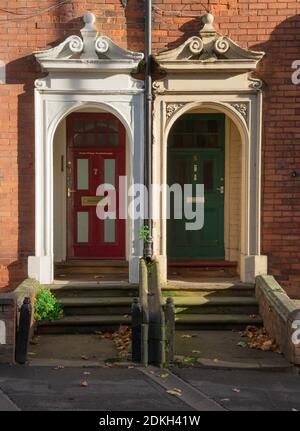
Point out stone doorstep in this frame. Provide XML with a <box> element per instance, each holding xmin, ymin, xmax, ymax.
<box><xmin>191</xmin><ymin>357</ymin><xmax>295</xmax><ymax>372</ymax></box>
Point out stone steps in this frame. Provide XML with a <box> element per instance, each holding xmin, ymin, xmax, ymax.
<box><xmin>164</xmin><ymin>281</ymin><xmax>260</xmax><ymax>330</ymax></box>
<box><xmin>58</xmin><ymin>296</ymin><xmax>133</xmax><ymax>316</ymax></box>
<box><xmin>173</xmin><ymin>296</ymin><xmax>258</xmax><ymax>315</ymax></box>
<box><xmin>50</xmin><ymin>282</ymin><xmax>138</xmax><ymax>298</ymax></box>
<box><xmin>174</xmin><ymin>313</ymin><xmax>262</xmax><ymax>330</ymax></box>
<box><xmin>36</xmin><ymin>314</ymin><xmax>131</xmax><ymax>335</ymax></box>
<box><xmin>55</xmin><ymin>260</ymin><xmax>128</xmax><ymax>275</ymax></box>
<box><xmin>36</xmin><ymin>279</ymin><xmax>260</xmax><ymax>334</ymax></box>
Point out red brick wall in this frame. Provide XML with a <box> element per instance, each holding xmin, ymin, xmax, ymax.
<box><xmin>0</xmin><ymin>1</ymin><xmax>300</xmax><ymax>296</ymax></box>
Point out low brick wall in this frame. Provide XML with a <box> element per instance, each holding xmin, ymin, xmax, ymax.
<box><xmin>256</xmin><ymin>275</ymin><xmax>300</xmax><ymax>365</ymax></box>
<box><xmin>0</xmin><ymin>278</ymin><xmax>40</xmax><ymax>364</ymax></box>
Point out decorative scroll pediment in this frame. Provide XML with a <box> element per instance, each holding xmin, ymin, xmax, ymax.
<box><xmin>34</xmin><ymin>12</ymin><xmax>144</xmax><ymax>73</ymax></box>
<box><xmin>155</xmin><ymin>13</ymin><xmax>265</xmax><ymax>73</ymax></box>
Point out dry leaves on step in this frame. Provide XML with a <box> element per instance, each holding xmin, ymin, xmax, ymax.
<box><xmin>192</xmin><ymin>350</ymin><xmax>201</xmax><ymax>354</ymax></box>
<box><xmin>232</xmin><ymin>388</ymin><xmax>240</xmax><ymax>393</ymax></box>
<box><xmin>242</xmin><ymin>326</ymin><xmax>281</xmax><ymax>353</ymax></box>
<box><xmin>181</xmin><ymin>334</ymin><xmax>192</xmax><ymax>339</ymax></box>
<box><xmin>101</xmin><ymin>325</ymin><xmax>132</xmax><ymax>358</ymax></box>
<box><xmin>166</xmin><ymin>388</ymin><xmax>182</xmax><ymax>397</ymax></box>
<box><xmin>80</xmin><ymin>380</ymin><xmax>88</xmax><ymax>387</ymax></box>
<box><xmin>81</xmin><ymin>355</ymin><xmax>89</xmax><ymax>361</ymax></box>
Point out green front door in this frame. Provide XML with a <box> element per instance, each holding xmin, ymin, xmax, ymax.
<box><xmin>167</xmin><ymin>114</ymin><xmax>225</xmax><ymax>259</ymax></box>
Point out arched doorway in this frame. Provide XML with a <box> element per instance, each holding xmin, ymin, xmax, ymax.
<box><xmin>53</xmin><ymin>111</ymin><xmax>127</xmax><ymax>264</ymax></box>
<box><xmin>167</xmin><ymin>113</ymin><xmax>226</xmax><ymax>260</ymax></box>
<box><xmin>29</xmin><ymin>13</ymin><xmax>144</xmax><ymax>284</ymax></box>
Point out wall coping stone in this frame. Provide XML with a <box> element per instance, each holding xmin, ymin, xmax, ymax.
<box><xmin>256</xmin><ymin>275</ymin><xmax>298</xmax><ymax>323</ymax></box>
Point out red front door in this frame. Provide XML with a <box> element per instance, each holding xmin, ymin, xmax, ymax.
<box><xmin>67</xmin><ymin>113</ymin><xmax>126</xmax><ymax>259</ymax></box>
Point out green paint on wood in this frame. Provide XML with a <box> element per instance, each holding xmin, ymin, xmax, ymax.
<box><xmin>167</xmin><ymin>113</ymin><xmax>225</xmax><ymax>259</ymax></box>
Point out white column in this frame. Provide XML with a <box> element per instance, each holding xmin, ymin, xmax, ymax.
<box><xmin>28</xmin><ymin>90</ymin><xmax>53</xmax><ymax>284</ymax></box>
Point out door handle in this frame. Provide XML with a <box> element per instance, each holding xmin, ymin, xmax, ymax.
<box><xmin>217</xmin><ymin>186</ymin><xmax>224</xmax><ymax>194</ymax></box>
<box><xmin>67</xmin><ymin>187</ymin><xmax>76</xmax><ymax>198</ymax></box>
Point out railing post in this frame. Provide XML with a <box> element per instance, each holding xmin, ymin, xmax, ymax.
<box><xmin>131</xmin><ymin>297</ymin><xmax>142</xmax><ymax>362</ymax></box>
<box><xmin>139</xmin><ymin>258</ymin><xmax>149</xmax><ymax>366</ymax></box>
<box><xmin>15</xmin><ymin>297</ymin><xmax>32</xmax><ymax>364</ymax></box>
<box><xmin>165</xmin><ymin>296</ymin><xmax>175</xmax><ymax>365</ymax></box>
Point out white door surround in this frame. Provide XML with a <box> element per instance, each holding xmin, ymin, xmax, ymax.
<box><xmin>152</xmin><ymin>13</ymin><xmax>267</xmax><ymax>283</ymax></box>
<box><xmin>28</xmin><ymin>12</ymin><xmax>144</xmax><ymax>284</ymax></box>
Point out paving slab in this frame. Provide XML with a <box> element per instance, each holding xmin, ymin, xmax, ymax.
<box><xmin>28</xmin><ymin>334</ymin><xmax>120</xmax><ymax>366</ymax></box>
<box><xmin>173</xmin><ymin>368</ymin><xmax>300</xmax><ymax>411</ymax></box>
<box><xmin>0</xmin><ymin>366</ymin><xmax>191</xmax><ymax>411</ymax></box>
<box><xmin>0</xmin><ymin>388</ymin><xmax>19</xmax><ymax>411</ymax></box>
<box><xmin>174</xmin><ymin>330</ymin><xmax>293</xmax><ymax>371</ymax></box>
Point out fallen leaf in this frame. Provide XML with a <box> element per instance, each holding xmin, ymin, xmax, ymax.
<box><xmin>220</xmin><ymin>398</ymin><xmax>230</xmax><ymax>402</ymax></box>
<box><xmin>243</xmin><ymin>326</ymin><xmax>281</xmax><ymax>353</ymax></box>
<box><xmin>104</xmin><ymin>362</ymin><xmax>115</xmax><ymax>368</ymax></box>
<box><xmin>81</xmin><ymin>355</ymin><xmax>89</xmax><ymax>361</ymax></box>
<box><xmin>213</xmin><ymin>358</ymin><xmax>219</xmax><ymax>363</ymax></box>
<box><xmin>192</xmin><ymin>350</ymin><xmax>201</xmax><ymax>354</ymax></box>
<box><xmin>181</xmin><ymin>334</ymin><xmax>192</xmax><ymax>339</ymax></box>
<box><xmin>128</xmin><ymin>366</ymin><xmax>134</xmax><ymax>369</ymax></box>
<box><xmin>232</xmin><ymin>388</ymin><xmax>240</xmax><ymax>393</ymax></box>
<box><xmin>159</xmin><ymin>373</ymin><xmax>169</xmax><ymax>379</ymax></box>
<box><xmin>80</xmin><ymin>380</ymin><xmax>88</xmax><ymax>387</ymax></box>
<box><xmin>54</xmin><ymin>365</ymin><xmax>65</xmax><ymax>370</ymax></box>
<box><xmin>237</xmin><ymin>341</ymin><xmax>247</xmax><ymax>348</ymax></box>
<box><xmin>166</xmin><ymin>388</ymin><xmax>182</xmax><ymax>397</ymax></box>
<box><xmin>83</xmin><ymin>371</ymin><xmax>91</xmax><ymax>375</ymax></box>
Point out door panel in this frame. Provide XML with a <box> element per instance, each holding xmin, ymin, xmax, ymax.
<box><xmin>67</xmin><ymin>113</ymin><xmax>125</xmax><ymax>259</ymax></box>
<box><xmin>168</xmin><ymin>114</ymin><xmax>225</xmax><ymax>259</ymax></box>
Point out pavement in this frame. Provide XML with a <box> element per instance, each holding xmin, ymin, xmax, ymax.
<box><xmin>174</xmin><ymin>330</ymin><xmax>293</xmax><ymax>371</ymax></box>
<box><xmin>0</xmin><ymin>364</ymin><xmax>300</xmax><ymax>411</ymax></box>
<box><xmin>28</xmin><ymin>334</ymin><xmax>119</xmax><ymax>367</ymax></box>
<box><xmin>0</xmin><ymin>365</ymin><xmax>192</xmax><ymax>411</ymax></box>
<box><xmin>0</xmin><ymin>329</ymin><xmax>298</xmax><ymax>411</ymax></box>
<box><xmin>173</xmin><ymin>368</ymin><xmax>300</xmax><ymax>411</ymax></box>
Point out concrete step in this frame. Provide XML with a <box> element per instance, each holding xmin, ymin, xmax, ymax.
<box><xmin>58</xmin><ymin>297</ymin><xmax>133</xmax><ymax>316</ymax></box>
<box><xmin>173</xmin><ymin>296</ymin><xmax>258</xmax><ymax>315</ymax></box>
<box><xmin>55</xmin><ymin>260</ymin><xmax>128</xmax><ymax>275</ymax></box>
<box><xmin>162</xmin><ymin>282</ymin><xmax>255</xmax><ymax>297</ymax></box>
<box><xmin>36</xmin><ymin>314</ymin><xmax>131</xmax><ymax>335</ymax></box>
<box><xmin>50</xmin><ymin>283</ymin><xmax>138</xmax><ymax>298</ymax></box>
<box><xmin>174</xmin><ymin>313</ymin><xmax>262</xmax><ymax>330</ymax></box>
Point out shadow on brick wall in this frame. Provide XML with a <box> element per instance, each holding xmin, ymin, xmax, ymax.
<box><xmin>249</xmin><ymin>15</ymin><xmax>300</xmax><ymax>296</ymax></box>
<box><xmin>3</xmin><ymin>9</ymin><xmax>84</xmax><ymax>289</ymax></box>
